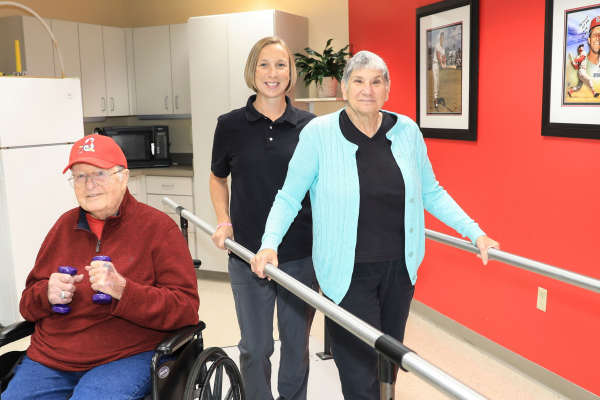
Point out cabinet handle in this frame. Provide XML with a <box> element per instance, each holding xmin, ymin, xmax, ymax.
<box><xmin>101</xmin><ymin>97</ymin><xmax>106</xmax><ymax>111</ymax></box>
<box><xmin>164</xmin><ymin>96</ymin><xmax>169</xmax><ymax>110</ymax></box>
<box><xmin>161</xmin><ymin>183</ymin><xmax>175</xmax><ymax>189</ymax></box>
<box><xmin>110</xmin><ymin>97</ymin><xmax>115</xmax><ymax>112</ymax></box>
<box><xmin>175</xmin><ymin>95</ymin><xmax>179</xmax><ymax>110</ymax></box>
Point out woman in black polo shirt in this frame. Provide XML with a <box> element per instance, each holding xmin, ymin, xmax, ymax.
<box><xmin>209</xmin><ymin>36</ymin><xmax>316</xmax><ymax>400</ymax></box>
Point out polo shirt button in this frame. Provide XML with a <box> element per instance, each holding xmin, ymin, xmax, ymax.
<box><xmin>409</xmin><ymin>198</ymin><xmax>415</xmax><ymax>203</ymax></box>
<box><xmin>408</xmin><ymin>252</ymin><xmax>413</xmax><ymax>257</ymax></box>
<box><xmin>409</xmin><ymin>228</ymin><xmax>414</xmax><ymax>233</ymax></box>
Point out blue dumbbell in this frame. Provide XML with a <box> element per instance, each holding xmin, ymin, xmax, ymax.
<box><xmin>91</xmin><ymin>255</ymin><xmax>113</xmax><ymax>305</ymax></box>
<box><xmin>52</xmin><ymin>266</ymin><xmax>78</xmax><ymax>314</ymax></box>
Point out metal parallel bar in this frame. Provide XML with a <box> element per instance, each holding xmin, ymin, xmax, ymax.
<box><xmin>162</xmin><ymin>197</ymin><xmax>487</xmax><ymax>400</ymax></box>
<box><xmin>425</xmin><ymin>229</ymin><xmax>600</xmax><ymax>294</ymax></box>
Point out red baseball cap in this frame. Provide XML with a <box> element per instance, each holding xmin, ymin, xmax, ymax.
<box><xmin>591</xmin><ymin>16</ymin><xmax>600</xmax><ymax>32</ymax></box>
<box><xmin>63</xmin><ymin>134</ymin><xmax>127</xmax><ymax>174</ymax></box>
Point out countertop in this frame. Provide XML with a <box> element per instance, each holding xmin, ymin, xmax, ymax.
<box><xmin>129</xmin><ymin>166</ymin><xmax>193</xmax><ymax>177</ymax></box>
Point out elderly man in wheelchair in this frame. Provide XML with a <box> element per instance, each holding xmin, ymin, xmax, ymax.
<box><xmin>0</xmin><ymin>135</ymin><xmax>242</xmax><ymax>400</ymax></box>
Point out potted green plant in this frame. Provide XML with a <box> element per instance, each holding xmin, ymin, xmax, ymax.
<box><xmin>294</xmin><ymin>38</ymin><xmax>350</xmax><ymax>98</ymax></box>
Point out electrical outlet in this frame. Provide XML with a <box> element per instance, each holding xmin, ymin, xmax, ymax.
<box><xmin>537</xmin><ymin>287</ymin><xmax>547</xmax><ymax>312</ymax></box>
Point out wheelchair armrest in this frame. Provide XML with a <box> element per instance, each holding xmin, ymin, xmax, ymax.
<box><xmin>0</xmin><ymin>321</ymin><xmax>34</xmax><ymax>347</ymax></box>
<box><xmin>155</xmin><ymin>321</ymin><xmax>206</xmax><ymax>355</ymax></box>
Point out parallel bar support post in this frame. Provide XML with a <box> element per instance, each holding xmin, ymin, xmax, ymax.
<box><xmin>316</xmin><ymin>320</ymin><xmax>333</xmax><ymax>360</ymax></box>
<box><xmin>378</xmin><ymin>354</ymin><xmax>396</xmax><ymax>400</ymax></box>
<box><xmin>176</xmin><ymin>206</ymin><xmax>188</xmax><ymax>244</ymax></box>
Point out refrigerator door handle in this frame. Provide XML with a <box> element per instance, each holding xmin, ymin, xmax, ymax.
<box><xmin>101</xmin><ymin>97</ymin><xmax>106</xmax><ymax>112</ymax></box>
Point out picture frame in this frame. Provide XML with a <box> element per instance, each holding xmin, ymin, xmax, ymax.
<box><xmin>541</xmin><ymin>0</ymin><xmax>600</xmax><ymax>139</ymax></box>
<box><xmin>416</xmin><ymin>0</ymin><xmax>479</xmax><ymax>141</ymax></box>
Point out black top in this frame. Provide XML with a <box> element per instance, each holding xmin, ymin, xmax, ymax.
<box><xmin>211</xmin><ymin>95</ymin><xmax>314</xmax><ymax>263</ymax></box>
<box><xmin>339</xmin><ymin>110</ymin><xmax>405</xmax><ymax>263</ymax></box>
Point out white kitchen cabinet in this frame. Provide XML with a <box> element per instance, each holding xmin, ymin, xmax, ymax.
<box><xmin>133</xmin><ymin>25</ymin><xmax>173</xmax><ymax>115</ymax></box>
<box><xmin>79</xmin><ymin>23</ymin><xmax>129</xmax><ymax>117</ymax></box>
<box><xmin>78</xmin><ymin>23</ymin><xmax>106</xmax><ymax>116</ymax></box>
<box><xmin>102</xmin><ymin>26</ymin><xmax>130</xmax><ymax>116</ymax></box>
<box><xmin>124</xmin><ymin>28</ymin><xmax>137</xmax><ymax>116</ymax></box>
<box><xmin>50</xmin><ymin>19</ymin><xmax>81</xmax><ymax>78</ymax></box>
<box><xmin>188</xmin><ymin>10</ymin><xmax>308</xmax><ymax>272</ymax></box>
<box><xmin>133</xmin><ymin>24</ymin><xmax>190</xmax><ymax>116</ymax></box>
<box><xmin>0</xmin><ymin>16</ymin><xmax>54</xmax><ymax>77</ymax></box>
<box><xmin>170</xmin><ymin>23</ymin><xmax>191</xmax><ymax>114</ymax></box>
<box><xmin>127</xmin><ymin>175</ymin><xmax>147</xmax><ymax>203</ymax></box>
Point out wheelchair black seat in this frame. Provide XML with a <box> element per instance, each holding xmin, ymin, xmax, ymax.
<box><xmin>0</xmin><ymin>321</ymin><xmax>244</xmax><ymax>400</ymax></box>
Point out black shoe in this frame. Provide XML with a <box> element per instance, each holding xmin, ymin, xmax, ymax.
<box><xmin>594</xmin><ymin>92</ymin><xmax>600</xmax><ymax>98</ymax></box>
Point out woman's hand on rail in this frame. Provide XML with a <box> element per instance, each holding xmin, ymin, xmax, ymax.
<box><xmin>475</xmin><ymin>235</ymin><xmax>500</xmax><ymax>265</ymax></box>
<box><xmin>211</xmin><ymin>224</ymin><xmax>233</xmax><ymax>250</ymax></box>
<box><xmin>251</xmin><ymin>249</ymin><xmax>278</xmax><ymax>279</ymax></box>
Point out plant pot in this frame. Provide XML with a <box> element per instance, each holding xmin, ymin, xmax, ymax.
<box><xmin>316</xmin><ymin>77</ymin><xmax>339</xmax><ymax>98</ymax></box>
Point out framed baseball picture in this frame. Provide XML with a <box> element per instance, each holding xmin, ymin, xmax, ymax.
<box><xmin>416</xmin><ymin>0</ymin><xmax>479</xmax><ymax>141</ymax></box>
<box><xmin>542</xmin><ymin>0</ymin><xmax>600</xmax><ymax>139</ymax></box>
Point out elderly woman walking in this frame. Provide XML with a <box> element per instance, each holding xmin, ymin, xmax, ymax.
<box><xmin>251</xmin><ymin>50</ymin><xmax>499</xmax><ymax>399</ymax></box>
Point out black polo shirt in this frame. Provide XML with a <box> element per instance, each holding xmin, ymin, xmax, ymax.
<box><xmin>339</xmin><ymin>110</ymin><xmax>405</xmax><ymax>263</ymax></box>
<box><xmin>211</xmin><ymin>95</ymin><xmax>314</xmax><ymax>263</ymax></box>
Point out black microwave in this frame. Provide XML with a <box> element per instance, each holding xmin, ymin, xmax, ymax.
<box><xmin>94</xmin><ymin>126</ymin><xmax>171</xmax><ymax>168</ymax></box>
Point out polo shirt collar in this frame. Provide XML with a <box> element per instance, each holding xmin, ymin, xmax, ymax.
<box><xmin>244</xmin><ymin>95</ymin><xmax>299</xmax><ymax>126</ymax></box>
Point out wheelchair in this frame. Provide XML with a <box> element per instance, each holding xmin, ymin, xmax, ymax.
<box><xmin>0</xmin><ymin>320</ymin><xmax>245</xmax><ymax>400</ymax></box>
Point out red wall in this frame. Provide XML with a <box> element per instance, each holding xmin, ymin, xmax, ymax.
<box><xmin>349</xmin><ymin>0</ymin><xmax>600</xmax><ymax>394</ymax></box>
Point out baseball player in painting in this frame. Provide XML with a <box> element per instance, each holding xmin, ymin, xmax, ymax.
<box><xmin>568</xmin><ymin>16</ymin><xmax>600</xmax><ymax>98</ymax></box>
<box><xmin>587</xmin><ymin>16</ymin><xmax>600</xmax><ymax>78</ymax></box>
<box><xmin>432</xmin><ymin>32</ymin><xmax>447</xmax><ymax>109</ymax></box>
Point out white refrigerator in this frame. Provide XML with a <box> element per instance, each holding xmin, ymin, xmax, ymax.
<box><xmin>0</xmin><ymin>77</ymin><xmax>83</xmax><ymax>325</ymax></box>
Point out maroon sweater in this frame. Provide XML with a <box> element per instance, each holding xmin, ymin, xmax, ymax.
<box><xmin>20</xmin><ymin>191</ymin><xmax>200</xmax><ymax>371</ymax></box>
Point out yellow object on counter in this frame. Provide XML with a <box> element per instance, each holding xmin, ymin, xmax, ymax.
<box><xmin>14</xmin><ymin>39</ymin><xmax>22</xmax><ymax>73</ymax></box>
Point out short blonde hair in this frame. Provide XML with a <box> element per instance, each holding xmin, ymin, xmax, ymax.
<box><xmin>244</xmin><ymin>36</ymin><xmax>297</xmax><ymax>95</ymax></box>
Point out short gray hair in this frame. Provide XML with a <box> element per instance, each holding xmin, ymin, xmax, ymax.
<box><xmin>342</xmin><ymin>50</ymin><xmax>390</xmax><ymax>85</ymax></box>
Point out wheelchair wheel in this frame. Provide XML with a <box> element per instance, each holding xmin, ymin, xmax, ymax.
<box><xmin>183</xmin><ymin>347</ymin><xmax>244</xmax><ymax>400</ymax></box>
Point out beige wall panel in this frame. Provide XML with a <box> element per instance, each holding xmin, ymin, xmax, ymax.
<box><xmin>124</xmin><ymin>0</ymin><xmax>349</xmax><ymax>57</ymax></box>
<box><xmin>0</xmin><ymin>0</ymin><xmax>129</xmax><ymax>27</ymax></box>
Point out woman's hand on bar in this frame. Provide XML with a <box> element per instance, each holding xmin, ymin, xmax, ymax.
<box><xmin>251</xmin><ymin>249</ymin><xmax>278</xmax><ymax>279</ymax></box>
<box><xmin>476</xmin><ymin>235</ymin><xmax>500</xmax><ymax>265</ymax></box>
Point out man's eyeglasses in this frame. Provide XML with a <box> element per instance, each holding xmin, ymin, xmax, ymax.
<box><xmin>68</xmin><ymin>168</ymin><xmax>124</xmax><ymax>188</ymax></box>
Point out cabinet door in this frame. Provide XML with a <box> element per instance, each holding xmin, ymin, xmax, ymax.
<box><xmin>127</xmin><ymin>175</ymin><xmax>147</xmax><ymax>203</ymax></box>
<box><xmin>51</xmin><ymin>19</ymin><xmax>81</xmax><ymax>79</ymax></box>
<box><xmin>133</xmin><ymin>26</ymin><xmax>173</xmax><ymax>115</ymax></box>
<box><xmin>102</xmin><ymin>26</ymin><xmax>130</xmax><ymax>116</ymax></box>
<box><xmin>188</xmin><ymin>15</ymin><xmax>230</xmax><ymax>273</ymax></box>
<box><xmin>169</xmin><ymin>24</ymin><xmax>190</xmax><ymax>114</ymax></box>
<box><xmin>79</xmin><ymin>23</ymin><xmax>107</xmax><ymax>117</ymax></box>
<box><xmin>124</xmin><ymin>28</ymin><xmax>137</xmax><ymax>116</ymax></box>
<box><xmin>22</xmin><ymin>16</ymin><xmax>55</xmax><ymax>77</ymax></box>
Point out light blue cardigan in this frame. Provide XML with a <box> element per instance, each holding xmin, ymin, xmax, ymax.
<box><xmin>260</xmin><ymin>109</ymin><xmax>485</xmax><ymax>304</ymax></box>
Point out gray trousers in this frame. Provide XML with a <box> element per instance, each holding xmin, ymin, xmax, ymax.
<box><xmin>228</xmin><ymin>255</ymin><xmax>317</xmax><ymax>400</ymax></box>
